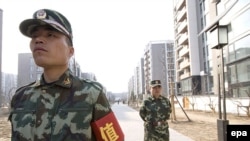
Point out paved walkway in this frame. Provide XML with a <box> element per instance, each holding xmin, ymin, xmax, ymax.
<box><xmin>112</xmin><ymin>103</ymin><xmax>194</xmax><ymax>141</ymax></box>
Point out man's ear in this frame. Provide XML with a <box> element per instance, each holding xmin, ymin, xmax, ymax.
<box><xmin>69</xmin><ymin>47</ymin><xmax>74</xmax><ymax>57</ymax></box>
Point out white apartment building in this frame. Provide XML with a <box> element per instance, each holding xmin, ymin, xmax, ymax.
<box><xmin>128</xmin><ymin>76</ymin><xmax>135</xmax><ymax>101</ymax></box>
<box><xmin>202</xmin><ymin>0</ymin><xmax>250</xmax><ymax>98</ymax></box>
<box><xmin>17</xmin><ymin>53</ymin><xmax>82</xmax><ymax>88</ymax></box>
<box><xmin>17</xmin><ymin>53</ymin><xmax>43</xmax><ymax>88</ymax></box>
<box><xmin>132</xmin><ymin>58</ymin><xmax>145</xmax><ymax>100</ymax></box>
<box><xmin>174</xmin><ymin>0</ymin><xmax>250</xmax><ymax>98</ymax></box>
<box><xmin>144</xmin><ymin>40</ymin><xmax>174</xmax><ymax>97</ymax></box>
<box><xmin>173</xmin><ymin>0</ymin><xmax>203</xmax><ymax>95</ymax></box>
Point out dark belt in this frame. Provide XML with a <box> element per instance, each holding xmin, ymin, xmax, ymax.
<box><xmin>149</xmin><ymin>121</ymin><xmax>167</xmax><ymax>126</ymax></box>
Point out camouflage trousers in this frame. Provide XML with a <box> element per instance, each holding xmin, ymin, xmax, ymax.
<box><xmin>143</xmin><ymin>122</ymin><xmax>169</xmax><ymax>141</ymax></box>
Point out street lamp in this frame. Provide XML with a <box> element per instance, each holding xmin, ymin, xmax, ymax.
<box><xmin>210</xmin><ymin>25</ymin><xmax>229</xmax><ymax>141</ymax></box>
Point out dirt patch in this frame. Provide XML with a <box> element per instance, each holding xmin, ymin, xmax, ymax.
<box><xmin>169</xmin><ymin>108</ymin><xmax>250</xmax><ymax>141</ymax></box>
<box><xmin>130</xmin><ymin>104</ymin><xmax>250</xmax><ymax>141</ymax></box>
<box><xmin>0</xmin><ymin>108</ymin><xmax>11</xmax><ymax>141</ymax></box>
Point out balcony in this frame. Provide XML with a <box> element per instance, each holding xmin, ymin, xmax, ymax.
<box><xmin>179</xmin><ymin>59</ymin><xmax>190</xmax><ymax>69</ymax></box>
<box><xmin>176</xmin><ymin>6</ymin><xmax>186</xmax><ymax>22</ymax></box>
<box><xmin>176</xmin><ymin>55</ymin><xmax>183</xmax><ymax>62</ymax></box>
<box><xmin>177</xmin><ymin>19</ymin><xmax>187</xmax><ymax>34</ymax></box>
<box><xmin>176</xmin><ymin>0</ymin><xmax>185</xmax><ymax>11</ymax></box>
<box><xmin>178</xmin><ymin>32</ymin><xmax>188</xmax><ymax>45</ymax></box>
<box><xmin>180</xmin><ymin>72</ymin><xmax>190</xmax><ymax>79</ymax></box>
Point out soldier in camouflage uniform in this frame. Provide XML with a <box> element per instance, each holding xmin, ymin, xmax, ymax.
<box><xmin>139</xmin><ymin>80</ymin><xmax>172</xmax><ymax>141</ymax></box>
<box><xmin>9</xmin><ymin>9</ymin><xmax>113</xmax><ymax>141</ymax></box>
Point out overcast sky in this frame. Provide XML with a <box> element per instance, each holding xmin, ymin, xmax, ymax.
<box><xmin>0</xmin><ymin>0</ymin><xmax>174</xmax><ymax>93</ymax></box>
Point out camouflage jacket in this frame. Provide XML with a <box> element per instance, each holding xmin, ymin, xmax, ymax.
<box><xmin>9</xmin><ymin>69</ymin><xmax>111</xmax><ymax>141</ymax></box>
<box><xmin>139</xmin><ymin>95</ymin><xmax>171</xmax><ymax>141</ymax></box>
<box><xmin>139</xmin><ymin>95</ymin><xmax>171</xmax><ymax>123</ymax></box>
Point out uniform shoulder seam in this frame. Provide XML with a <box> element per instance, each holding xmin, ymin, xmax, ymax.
<box><xmin>16</xmin><ymin>81</ymin><xmax>36</xmax><ymax>93</ymax></box>
<box><xmin>82</xmin><ymin>79</ymin><xmax>104</xmax><ymax>90</ymax></box>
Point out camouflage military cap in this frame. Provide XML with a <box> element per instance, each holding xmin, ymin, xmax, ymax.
<box><xmin>150</xmin><ymin>80</ymin><xmax>161</xmax><ymax>87</ymax></box>
<box><xmin>19</xmin><ymin>9</ymin><xmax>73</xmax><ymax>44</ymax></box>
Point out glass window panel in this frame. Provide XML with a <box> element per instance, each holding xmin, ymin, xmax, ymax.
<box><xmin>228</xmin><ymin>44</ymin><xmax>235</xmax><ymax>62</ymax></box>
<box><xmin>228</xmin><ymin>65</ymin><xmax>237</xmax><ymax>84</ymax></box>
<box><xmin>235</xmin><ymin>35</ymin><xmax>250</xmax><ymax>60</ymax></box>
<box><xmin>237</xmin><ymin>59</ymin><xmax>250</xmax><ymax>83</ymax></box>
<box><xmin>232</xmin><ymin>88</ymin><xmax>239</xmax><ymax>98</ymax></box>
<box><xmin>239</xmin><ymin>86</ymin><xmax>250</xmax><ymax>97</ymax></box>
<box><xmin>232</xmin><ymin>9</ymin><xmax>250</xmax><ymax>38</ymax></box>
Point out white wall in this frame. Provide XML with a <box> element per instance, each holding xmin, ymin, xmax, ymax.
<box><xmin>174</xmin><ymin>95</ymin><xmax>250</xmax><ymax>116</ymax></box>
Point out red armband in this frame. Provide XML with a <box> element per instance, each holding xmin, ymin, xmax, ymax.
<box><xmin>91</xmin><ymin>111</ymin><xmax>124</xmax><ymax>141</ymax></box>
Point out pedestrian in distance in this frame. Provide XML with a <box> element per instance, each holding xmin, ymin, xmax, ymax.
<box><xmin>139</xmin><ymin>80</ymin><xmax>172</xmax><ymax>141</ymax></box>
<box><xmin>8</xmin><ymin>8</ymin><xmax>123</xmax><ymax>141</ymax></box>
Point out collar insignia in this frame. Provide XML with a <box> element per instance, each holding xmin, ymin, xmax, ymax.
<box><xmin>63</xmin><ymin>77</ymin><xmax>71</xmax><ymax>85</ymax></box>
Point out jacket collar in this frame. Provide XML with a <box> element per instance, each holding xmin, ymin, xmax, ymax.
<box><xmin>149</xmin><ymin>95</ymin><xmax>163</xmax><ymax>100</ymax></box>
<box><xmin>30</xmin><ymin>69</ymin><xmax>73</xmax><ymax>88</ymax></box>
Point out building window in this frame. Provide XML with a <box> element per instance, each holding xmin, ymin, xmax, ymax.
<box><xmin>231</xmin><ymin>8</ymin><xmax>250</xmax><ymax>38</ymax></box>
<box><xmin>228</xmin><ymin>65</ymin><xmax>237</xmax><ymax>84</ymax></box>
<box><xmin>237</xmin><ymin>59</ymin><xmax>250</xmax><ymax>83</ymax></box>
<box><xmin>235</xmin><ymin>35</ymin><xmax>250</xmax><ymax>60</ymax></box>
<box><xmin>181</xmin><ymin>78</ymin><xmax>191</xmax><ymax>92</ymax></box>
<box><xmin>228</xmin><ymin>59</ymin><xmax>250</xmax><ymax>84</ymax></box>
<box><xmin>232</xmin><ymin>86</ymin><xmax>250</xmax><ymax>98</ymax></box>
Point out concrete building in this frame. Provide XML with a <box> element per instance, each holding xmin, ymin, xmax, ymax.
<box><xmin>138</xmin><ymin>58</ymin><xmax>145</xmax><ymax>97</ymax></box>
<box><xmin>173</xmin><ymin>0</ymin><xmax>250</xmax><ymax>98</ymax></box>
<box><xmin>81</xmin><ymin>72</ymin><xmax>97</xmax><ymax>81</ymax></box>
<box><xmin>17</xmin><ymin>53</ymin><xmax>43</xmax><ymax>88</ymax></box>
<box><xmin>166</xmin><ymin>41</ymin><xmax>176</xmax><ymax>95</ymax></box>
<box><xmin>133</xmin><ymin>66</ymin><xmax>139</xmax><ymax>98</ymax></box>
<box><xmin>132</xmin><ymin>58</ymin><xmax>146</xmax><ymax>101</ymax></box>
<box><xmin>69</xmin><ymin>57</ymin><xmax>82</xmax><ymax>77</ymax></box>
<box><xmin>202</xmin><ymin>0</ymin><xmax>250</xmax><ymax>98</ymax></box>
<box><xmin>1</xmin><ymin>72</ymin><xmax>17</xmax><ymax>106</ymax></box>
<box><xmin>128</xmin><ymin>76</ymin><xmax>135</xmax><ymax>102</ymax></box>
<box><xmin>173</xmin><ymin>0</ymin><xmax>203</xmax><ymax>95</ymax></box>
<box><xmin>144</xmin><ymin>40</ymin><xmax>174</xmax><ymax>97</ymax></box>
<box><xmin>17</xmin><ymin>53</ymin><xmax>82</xmax><ymax>88</ymax></box>
<box><xmin>172</xmin><ymin>0</ymin><xmax>250</xmax><ymax>118</ymax></box>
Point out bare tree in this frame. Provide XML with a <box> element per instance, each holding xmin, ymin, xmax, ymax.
<box><xmin>227</xmin><ymin>68</ymin><xmax>250</xmax><ymax>117</ymax></box>
<box><xmin>229</xmin><ymin>88</ymin><xmax>250</xmax><ymax>117</ymax></box>
<box><xmin>6</xmin><ymin>87</ymin><xmax>16</xmax><ymax>109</ymax></box>
<box><xmin>190</xmin><ymin>79</ymin><xmax>200</xmax><ymax>111</ymax></box>
<box><xmin>208</xmin><ymin>96</ymin><xmax>216</xmax><ymax>113</ymax></box>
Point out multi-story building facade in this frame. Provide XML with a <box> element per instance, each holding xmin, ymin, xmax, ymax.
<box><xmin>166</xmin><ymin>41</ymin><xmax>176</xmax><ymax>95</ymax></box>
<box><xmin>173</xmin><ymin>0</ymin><xmax>203</xmax><ymax>95</ymax></box>
<box><xmin>17</xmin><ymin>53</ymin><xmax>82</xmax><ymax>88</ymax></box>
<box><xmin>138</xmin><ymin>58</ymin><xmax>145</xmax><ymax>97</ymax></box>
<box><xmin>1</xmin><ymin>72</ymin><xmax>17</xmax><ymax>106</ymax></box>
<box><xmin>17</xmin><ymin>53</ymin><xmax>43</xmax><ymax>88</ymax></box>
<box><xmin>203</xmin><ymin>0</ymin><xmax>250</xmax><ymax>98</ymax></box>
<box><xmin>81</xmin><ymin>72</ymin><xmax>97</xmax><ymax>80</ymax></box>
<box><xmin>144</xmin><ymin>40</ymin><xmax>174</xmax><ymax>97</ymax></box>
<box><xmin>133</xmin><ymin>66</ymin><xmax>139</xmax><ymax>98</ymax></box>
<box><xmin>174</xmin><ymin>0</ymin><xmax>249</xmax><ymax>99</ymax></box>
<box><xmin>132</xmin><ymin>58</ymin><xmax>146</xmax><ymax>101</ymax></box>
<box><xmin>128</xmin><ymin>76</ymin><xmax>135</xmax><ymax>101</ymax></box>
<box><xmin>69</xmin><ymin>57</ymin><xmax>82</xmax><ymax>77</ymax></box>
